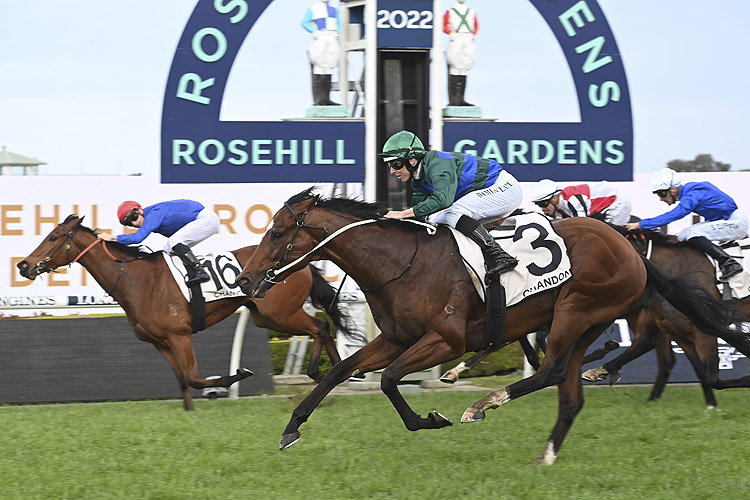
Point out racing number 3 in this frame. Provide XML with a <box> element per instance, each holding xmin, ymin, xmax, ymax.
<box><xmin>513</xmin><ymin>222</ymin><xmax>563</xmax><ymax>276</ymax></box>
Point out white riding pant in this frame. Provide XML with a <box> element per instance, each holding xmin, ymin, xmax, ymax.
<box><xmin>604</xmin><ymin>197</ymin><xmax>632</xmax><ymax>226</ymax></box>
<box><xmin>677</xmin><ymin>209</ymin><xmax>749</xmax><ymax>243</ymax></box>
<box><xmin>309</xmin><ymin>30</ymin><xmax>339</xmax><ymax>74</ymax></box>
<box><xmin>429</xmin><ymin>170</ymin><xmax>523</xmax><ymax>228</ymax></box>
<box><xmin>446</xmin><ymin>33</ymin><xmax>475</xmax><ymax>75</ymax></box>
<box><xmin>164</xmin><ymin>208</ymin><xmax>220</xmax><ymax>252</ymax></box>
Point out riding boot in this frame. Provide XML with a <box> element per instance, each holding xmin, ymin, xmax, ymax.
<box><xmin>688</xmin><ymin>236</ymin><xmax>743</xmax><ymax>281</ymax></box>
<box><xmin>455</xmin><ymin>75</ymin><xmax>474</xmax><ymax>106</ymax></box>
<box><xmin>448</xmin><ymin>75</ymin><xmax>459</xmax><ymax>106</ymax></box>
<box><xmin>172</xmin><ymin>243</ymin><xmax>210</xmax><ymax>287</ymax></box>
<box><xmin>456</xmin><ymin>215</ymin><xmax>518</xmax><ymax>275</ymax></box>
<box><xmin>313</xmin><ymin>74</ymin><xmax>326</xmax><ymax>106</ymax></box>
<box><xmin>311</xmin><ymin>74</ymin><xmax>320</xmax><ymax>106</ymax></box>
<box><xmin>321</xmin><ymin>74</ymin><xmax>339</xmax><ymax>106</ymax></box>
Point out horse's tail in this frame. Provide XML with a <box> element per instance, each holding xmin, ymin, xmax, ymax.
<box><xmin>641</xmin><ymin>256</ymin><xmax>747</xmax><ymax>338</ymax></box>
<box><xmin>307</xmin><ymin>265</ymin><xmax>356</xmax><ymax>338</ymax></box>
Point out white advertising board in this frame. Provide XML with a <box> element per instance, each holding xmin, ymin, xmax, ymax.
<box><xmin>0</xmin><ymin>176</ymin><xmax>360</xmax><ymax>316</ymax></box>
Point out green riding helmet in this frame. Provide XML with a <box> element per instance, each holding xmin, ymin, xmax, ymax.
<box><xmin>378</xmin><ymin>131</ymin><xmax>426</xmax><ymax>171</ymax></box>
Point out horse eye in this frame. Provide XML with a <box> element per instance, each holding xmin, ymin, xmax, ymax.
<box><xmin>271</xmin><ymin>231</ymin><xmax>283</xmax><ymax>241</ymax></box>
<box><xmin>49</xmin><ymin>236</ymin><xmax>58</xmax><ymax>242</ymax></box>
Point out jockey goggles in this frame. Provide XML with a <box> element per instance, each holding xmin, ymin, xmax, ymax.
<box><xmin>534</xmin><ymin>198</ymin><xmax>553</xmax><ymax>209</ymax></box>
<box><xmin>653</xmin><ymin>189</ymin><xmax>670</xmax><ymax>198</ymax></box>
<box><xmin>387</xmin><ymin>158</ymin><xmax>408</xmax><ymax>170</ymax></box>
<box><xmin>123</xmin><ymin>208</ymin><xmax>140</xmax><ymax>226</ymax></box>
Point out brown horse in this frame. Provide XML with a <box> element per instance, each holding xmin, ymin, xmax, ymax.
<box><xmin>581</xmin><ymin>227</ymin><xmax>750</xmax><ymax>404</ymax></box>
<box><xmin>235</xmin><ymin>188</ymin><xmax>742</xmax><ymax>464</ymax></box>
<box><xmin>16</xmin><ymin>214</ymin><xmax>352</xmax><ymax>410</ymax></box>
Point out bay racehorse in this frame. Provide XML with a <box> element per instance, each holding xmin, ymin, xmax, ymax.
<box><xmin>235</xmin><ymin>188</ymin><xmax>743</xmax><ymax>464</ymax></box>
<box><xmin>16</xmin><ymin>214</ymin><xmax>352</xmax><ymax>410</ymax></box>
<box><xmin>581</xmin><ymin>226</ymin><xmax>750</xmax><ymax>405</ymax></box>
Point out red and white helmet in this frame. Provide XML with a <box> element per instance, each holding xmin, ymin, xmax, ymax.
<box><xmin>117</xmin><ymin>201</ymin><xmax>142</xmax><ymax>225</ymax></box>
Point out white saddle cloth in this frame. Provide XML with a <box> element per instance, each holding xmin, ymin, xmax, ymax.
<box><xmin>449</xmin><ymin>213</ymin><xmax>572</xmax><ymax>306</ymax></box>
<box><xmin>163</xmin><ymin>252</ymin><xmax>247</xmax><ymax>303</ymax></box>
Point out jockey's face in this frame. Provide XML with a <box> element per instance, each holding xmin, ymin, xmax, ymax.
<box><xmin>389</xmin><ymin>158</ymin><xmax>416</xmax><ymax>182</ymax></box>
<box><xmin>656</xmin><ymin>186</ymin><xmax>680</xmax><ymax>206</ymax></box>
<box><xmin>540</xmin><ymin>194</ymin><xmax>559</xmax><ymax>216</ymax></box>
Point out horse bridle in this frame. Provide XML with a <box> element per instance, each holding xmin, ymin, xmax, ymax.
<box><xmin>264</xmin><ymin>201</ymin><xmax>329</xmax><ymax>283</ymax></box>
<box><xmin>32</xmin><ymin>221</ymin><xmax>83</xmax><ymax>275</ymax></box>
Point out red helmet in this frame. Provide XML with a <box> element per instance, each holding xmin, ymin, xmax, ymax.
<box><xmin>117</xmin><ymin>201</ymin><xmax>142</xmax><ymax>225</ymax></box>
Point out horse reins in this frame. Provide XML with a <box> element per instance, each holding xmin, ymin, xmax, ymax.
<box><xmin>265</xmin><ymin>201</ymin><xmax>436</xmax><ymax>292</ymax></box>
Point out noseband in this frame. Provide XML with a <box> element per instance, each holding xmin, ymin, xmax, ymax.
<box><xmin>34</xmin><ymin>222</ymin><xmax>81</xmax><ymax>274</ymax></box>
<box><xmin>264</xmin><ymin>202</ymin><xmax>328</xmax><ymax>284</ymax></box>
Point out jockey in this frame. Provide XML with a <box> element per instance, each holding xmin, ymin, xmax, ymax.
<box><xmin>624</xmin><ymin>168</ymin><xmax>748</xmax><ymax>281</ymax></box>
<box><xmin>379</xmin><ymin>130</ymin><xmax>522</xmax><ymax>276</ymax></box>
<box><xmin>531</xmin><ymin>179</ymin><xmax>632</xmax><ymax>225</ymax></box>
<box><xmin>98</xmin><ymin>199</ymin><xmax>220</xmax><ymax>286</ymax></box>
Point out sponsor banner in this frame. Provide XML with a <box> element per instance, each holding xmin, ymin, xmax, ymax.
<box><xmin>445</xmin><ymin>0</ymin><xmax>633</xmax><ymax>181</ymax></box>
<box><xmin>0</xmin><ymin>176</ymin><xmax>359</xmax><ymax>315</ymax></box>
<box><xmin>161</xmin><ymin>0</ymin><xmax>365</xmax><ymax>184</ymax></box>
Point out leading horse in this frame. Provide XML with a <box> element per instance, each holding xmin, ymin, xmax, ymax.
<box><xmin>235</xmin><ymin>189</ymin><xmax>743</xmax><ymax>464</ymax></box>
<box><xmin>16</xmin><ymin>214</ymin><xmax>352</xmax><ymax>410</ymax></box>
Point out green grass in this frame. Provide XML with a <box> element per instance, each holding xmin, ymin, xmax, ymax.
<box><xmin>2</xmin><ymin>384</ymin><xmax>750</xmax><ymax>499</ymax></box>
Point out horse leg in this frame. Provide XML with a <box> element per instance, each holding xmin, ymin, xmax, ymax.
<box><xmin>165</xmin><ymin>335</ymin><xmax>253</xmax><ymax>392</ymax></box>
<box><xmin>581</xmin><ymin>311</ymin><xmax>657</xmax><ymax>384</ymax></box>
<box><xmin>280</xmin><ymin>335</ymin><xmax>405</xmax><ymax>450</ymax></box>
<box><xmin>648</xmin><ymin>333</ymin><xmax>676</xmax><ymax>402</ymax></box>
<box><xmin>439</xmin><ymin>350</ymin><xmax>490</xmax><ymax>383</ymax></box>
<box><xmin>153</xmin><ymin>343</ymin><xmax>194</xmax><ymax>411</ymax></box>
<box><xmin>379</xmin><ymin>331</ymin><xmax>469</xmax><ymax>431</ymax></box>
<box><xmin>537</xmin><ymin>330</ymin><xmax>601</xmax><ymax>465</ymax></box>
<box><xmin>463</xmin><ymin>319</ymin><xmax>609</xmax><ymax>425</ymax></box>
<box><xmin>670</xmin><ymin>334</ymin><xmax>718</xmax><ymax>407</ymax></box>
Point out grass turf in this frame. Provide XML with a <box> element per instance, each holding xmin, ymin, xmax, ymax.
<box><xmin>1</xmin><ymin>383</ymin><xmax>749</xmax><ymax>499</ymax></box>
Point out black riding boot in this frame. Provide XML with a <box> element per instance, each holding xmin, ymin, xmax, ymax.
<box><xmin>688</xmin><ymin>236</ymin><xmax>743</xmax><ymax>281</ymax></box>
<box><xmin>320</xmin><ymin>74</ymin><xmax>339</xmax><ymax>106</ymax></box>
<box><xmin>455</xmin><ymin>75</ymin><xmax>474</xmax><ymax>106</ymax></box>
<box><xmin>456</xmin><ymin>215</ymin><xmax>518</xmax><ymax>275</ymax></box>
<box><xmin>448</xmin><ymin>74</ymin><xmax>459</xmax><ymax>106</ymax></box>
<box><xmin>172</xmin><ymin>243</ymin><xmax>210</xmax><ymax>287</ymax></box>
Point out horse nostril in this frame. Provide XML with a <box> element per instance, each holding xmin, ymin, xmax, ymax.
<box><xmin>237</xmin><ymin>277</ymin><xmax>249</xmax><ymax>286</ymax></box>
<box><xmin>17</xmin><ymin>261</ymin><xmax>28</xmax><ymax>271</ymax></box>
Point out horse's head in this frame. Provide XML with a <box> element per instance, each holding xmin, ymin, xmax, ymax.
<box><xmin>237</xmin><ymin>190</ymin><xmax>322</xmax><ymax>298</ymax></box>
<box><xmin>17</xmin><ymin>214</ymin><xmax>86</xmax><ymax>280</ymax></box>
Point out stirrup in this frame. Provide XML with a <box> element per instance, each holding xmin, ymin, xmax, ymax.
<box><xmin>186</xmin><ymin>270</ymin><xmax>210</xmax><ymax>287</ymax></box>
<box><xmin>719</xmin><ymin>259</ymin><xmax>742</xmax><ymax>281</ymax></box>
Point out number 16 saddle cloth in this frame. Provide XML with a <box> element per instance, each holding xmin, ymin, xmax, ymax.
<box><xmin>163</xmin><ymin>252</ymin><xmax>246</xmax><ymax>303</ymax></box>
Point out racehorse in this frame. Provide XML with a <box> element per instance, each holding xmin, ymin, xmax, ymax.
<box><xmin>581</xmin><ymin>227</ymin><xmax>750</xmax><ymax>404</ymax></box>
<box><xmin>16</xmin><ymin>214</ymin><xmax>352</xmax><ymax>410</ymax></box>
<box><xmin>235</xmin><ymin>188</ymin><xmax>743</xmax><ymax>464</ymax></box>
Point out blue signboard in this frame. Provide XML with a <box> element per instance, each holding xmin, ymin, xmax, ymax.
<box><xmin>161</xmin><ymin>0</ymin><xmax>365</xmax><ymax>184</ymax></box>
<box><xmin>444</xmin><ymin>0</ymin><xmax>633</xmax><ymax>181</ymax></box>
<box><xmin>377</xmin><ymin>0</ymin><xmax>434</xmax><ymax>48</ymax></box>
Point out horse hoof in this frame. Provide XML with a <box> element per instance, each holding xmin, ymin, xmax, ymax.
<box><xmin>609</xmin><ymin>372</ymin><xmax>622</xmax><ymax>386</ymax></box>
<box><xmin>429</xmin><ymin>410</ymin><xmax>453</xmax><ymax>428</ymax></box>
<box><xmin>460</xmin><ymin>408</ymin><xmax>485</xmax><ymax>423</ymax></box>
<box><xmin>439</xmin><ymin>373</ymin><xmax>457</xmax><ymax>384</ymax></box>
<box><xmin>581</xmin><ymin>367</ymin><xmax>607</xmax><ymax>382</ymax></box>
<box><xmin>280</xmin><ymin>432</ymin><xmax>301</xmax><ymax>450</ymax></box>
<box><xmin>238</xmin><ymin>368</ymin><xmax>254</xmax><ymax>379</ymax></box>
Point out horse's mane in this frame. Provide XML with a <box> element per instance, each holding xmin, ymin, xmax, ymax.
<box><xmin>65</xmin><ymin>214</ymin><xmax>163</xmax><ymax>260</ymax></box>
<box><xmin>607</xmin><ymin>222</ymin><xmax>686</xmax><ymax>247</ymax></box>
<box><xmin>288</xmin><ymin>187</ymin><xmax>389</xmax><ymax>220</ymax></box>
